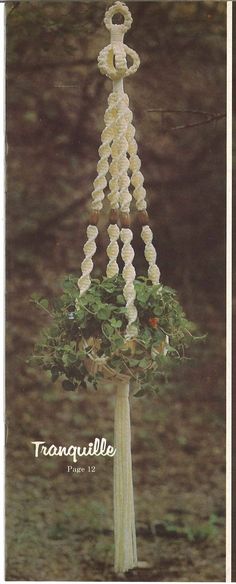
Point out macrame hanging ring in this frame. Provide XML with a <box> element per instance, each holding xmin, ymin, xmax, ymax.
<box><xmin>98</xmin><ymin>44</ymin><xmax>140</xmax><ymax>80</ymax></box>
<box><xmin>104</xmin><ymin>2</ymin><xmax>133</xmax><ymax>33</ymax></box>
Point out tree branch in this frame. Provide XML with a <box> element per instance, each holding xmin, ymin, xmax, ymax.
<box><xmin>171</xmin><ymin>113</ymin><xmax>225</xmax><ymax>131</ymax></box>
<box><xmin>148</xmin><ymin>109</ymin><xmax>226</xmax><ymax>131</ymax></box>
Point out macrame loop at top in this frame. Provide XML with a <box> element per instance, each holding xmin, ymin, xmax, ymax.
<box><xmin>98</xmin><ymin>1</ymin><xmax>140</xmax><ymax>80</ymax></box>
<box><xmin>104</xmin><ymin>1</ymin><xmax>133</xmax><ymax>33</ymax></box>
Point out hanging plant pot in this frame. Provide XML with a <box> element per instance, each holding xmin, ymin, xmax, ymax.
<box><xmin>31</xmin><ymin>274</ymin><xmax>198</xmax><ymax>394</ymax></box>
<box><xmin>82</xmin><ymin>334</ymin><xmax>169</xmax><ymax>382</ymax></box>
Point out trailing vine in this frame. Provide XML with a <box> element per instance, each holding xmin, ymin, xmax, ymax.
<box><xmin>30</xmin><ymin>275</ymin><xmax>202</xmax><ymax>396</ymax></box>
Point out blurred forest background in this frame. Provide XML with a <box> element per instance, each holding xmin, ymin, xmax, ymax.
<box><xmin>6</xmin><ymin>1</ymin><xmax>226</xmax><ymax>581</ymax></box>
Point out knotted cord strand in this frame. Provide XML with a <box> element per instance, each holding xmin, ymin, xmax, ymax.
<box><xmin>114</xmin><ymin>91</ymin><xmax>138</xmax><ymax>338</ymax></box>
<box><xmin>141</xmin><ymin>225</ymin><xmax>161</xmax><ymax>285</ymax></box>
<box><xmin>98</xmin><ymin>5</ymin><xmax>139</xmax><ymax>572</ymax></box>
<box><xmin>77</xmin><ymin>1</ymin><xmax>164</xmax><ymax>574</ymax></box>
<box><xmin>125</xmin><ymin>97</ymin><xmax>147</xmax><ymax>212</ymax></box>
<box><xmin>106</xmin><ymin>224</ymin><xmax>120</xmax><ymax>278</ymax></box>
<box><xmin>106</xmin><ymin>93</ymin><xmax>121</xmax><ymax>278</ymax></box>
<box><xmin>107</xmin><ymin>93</ymin><xmax>121</xmax><ymax>211</ymax></box>
<box><xmin>78</xmin><ymin>92</ymin><xmax>117</xmax><ymax>295</ymax></box>
<box><xmin>91</xmin><ymin>94</ymin><xmax>116</xmax><ymax>212</ymax></box>
<box><xmin>120</xmin><ymin>227</ymin><xmax>138</xmax><ymax>338</ymax></box>
<box><xmin>124</xmin><ymin>94</ymin><xmax>161</xmax><ymax>285</ymax></box>
<box><xmin>77</xmin><ymin>225</ymin><xmax>98</xmax><ymax>295</ymax></box>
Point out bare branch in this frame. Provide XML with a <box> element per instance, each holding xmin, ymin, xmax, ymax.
<box><xmin>147</xmin><ymin>109</ymin><xmax>226</xmax><ymax>131</ymax></box>
<box><xmin>171</xmin><ymin>113</ymin><xmax>225</xmax><ymax>131</ymax></box>
<box><xmin>148</xmin><ymin>109</ymin><xmax>217</xmax><ymax>115</ymax></box>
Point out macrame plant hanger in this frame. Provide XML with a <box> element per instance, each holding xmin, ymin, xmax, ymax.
<box><xmin>78</xmin><ymin>2</ymin><xmax>161</xmax><ymax>574</ymax></box>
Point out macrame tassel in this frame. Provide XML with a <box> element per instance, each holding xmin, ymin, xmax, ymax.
<box><xmin>114</xmin><ymin>381</ymin><xmax>137</xmax><ymax>573</ymax></box>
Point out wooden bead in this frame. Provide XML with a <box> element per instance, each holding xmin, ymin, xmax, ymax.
<box><xmin>120</xmin><ymin>212</ymin><xmax>131</xmax><ymax>227</ymax></box>
<box><xmin>137</xmin><ymin>210</ymin><xmax>149</xmax><ymax>226</ymax></box>
<box><xmin>89</xmin><ymin>211</ymin><xmax>99</xmax><ymax>226</ymax></box>
<box><xmin>109</xmin><ymin>209</ymin><xmax>119</xmax><ymax>224</ymax></box>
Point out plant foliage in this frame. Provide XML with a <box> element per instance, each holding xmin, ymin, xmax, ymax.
<box><xmin>30</xmin><ymin>275</ymin><xmax>202</xmax><ymax>396</ymax></box>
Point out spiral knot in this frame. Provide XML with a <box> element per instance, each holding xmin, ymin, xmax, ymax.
<box><xmin>78</xmin><ymin>225</ymin><xmax>99</xmax><ymax>295</ymax></box>
<box><xmin>141</xmin><ymin>225</ymin><xmax>161</xmax><ymax>285</ymax></box>
<box><xmin>106</xmin><ymin>224</ymin><xmax>120</xmax><ymax>278</ymax></box>
<box><xmin>120</xmin><ymin>228</ymin><xmax>138</xmax><ymax>338</ymax></box>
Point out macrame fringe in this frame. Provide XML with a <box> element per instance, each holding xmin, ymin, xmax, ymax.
<box><xmin>114</xmin><ymin>381</ymin><xmax>137</xmax><ymax>573</ymax></box>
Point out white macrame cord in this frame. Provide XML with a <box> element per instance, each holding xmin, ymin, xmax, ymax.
<box><xmin>78</xmin><ymin>2</ymin><xmax>161</xmax><ymax>574</ymax></box>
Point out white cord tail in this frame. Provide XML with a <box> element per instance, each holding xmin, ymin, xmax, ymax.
<box><xmin>114</xmin><ymin>381</ymin><xmax>137</xmax><ymax>573</ymax></box>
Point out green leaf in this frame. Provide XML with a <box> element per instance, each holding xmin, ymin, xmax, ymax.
<box><xmin>139</xmin><ymin>358</ymin><xmax>149</xmax><ymax>368</ymax></box>
<box><xmin>31</xmin><ymin>292</ymin><xmax>41</xmax><ymax>301</ymax></box>
<box><xmin>166</xmin><ymin>345</ymin><xmax>179</xmax><ymax>356</ymax></box>
<box><xmin>116</xmin><ymin>294</ymin><xmax>125</xmax><ymax>305</ymax></box>
<box><xmin>40</xmin><ymin>298</ymin><xmax>49</xmax><ymax>309</ymax></box>
<box><xmin>97</xmin><ymin>306</ymin><xmax>112</xmax><ymax>320</ymax></box>
<box><xmin>102</xmin><ymin>323</ymin><xmax>113</xmax><ymax>337</ymax></box>
<box><xmin>112</xmin><ymin>337</ymin><xmax>124</xmax><ymax>349</ymax></box>
<box><xmin>110</xmin><ymin>319</ymin><xmax>122</xmax><ymax>328</ymax></box>
<box><xmin>31</xmin><ymin>274</ymin><xmax>202</xmax><ymax>393</ymax></box>
<box><xmin>63</xmin><ymin>278</ymin><xmax>76</xmax><ymax>291</ymax></box>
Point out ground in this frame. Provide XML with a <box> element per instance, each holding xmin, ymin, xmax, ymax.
<box><xmin>6</xmin><ymin>331</ymin><xmax>225</xmax><ymax>581</ymax></box>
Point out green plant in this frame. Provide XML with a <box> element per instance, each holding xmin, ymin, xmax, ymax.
<box><xmin>30</xmin><ymin>275</ymin><xmax>202</xmax><ymax>395</ymax></box>
<box><xmin>184</xmin><ymin>513</ymin><xmax>219</xmax><ymax>543</ymax></box>
<box><xmin>157</xmin><ymin>514</ymin><xmax>218</xmax><ymax>542</ymax></box>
